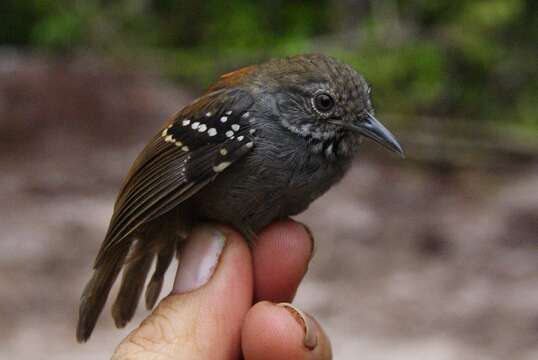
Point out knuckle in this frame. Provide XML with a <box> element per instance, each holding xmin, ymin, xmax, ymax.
<box><xmin>137</xmin><ymin>314</ymin><xmax>178</xmax><ymax>346</ymax></box>
<box><xmin>112</xmin><ymin>315</ymin><xmax>179</xmax><ymax>360</ymax></box>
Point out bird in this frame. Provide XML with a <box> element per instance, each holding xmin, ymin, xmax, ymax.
<box><xmin>76</xmin><ymin>53</ymin><xmax>404</xmax><ymax>342</ymax></box>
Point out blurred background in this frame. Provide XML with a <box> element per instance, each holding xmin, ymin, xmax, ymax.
<box><xmin>1</xmin><ymin>0</ymin><xmax>537</xmax><ymax>359</ymax></box>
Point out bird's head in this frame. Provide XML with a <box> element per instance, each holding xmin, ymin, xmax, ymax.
<box><xmin>211</xmin><ymin>54</ymin><xmax>404</xmax><ymax>158</ymax></box>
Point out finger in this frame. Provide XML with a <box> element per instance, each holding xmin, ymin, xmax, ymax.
<box><xmin>113</xmin><ymin>224</ymin><xmax>253</xmax><ymax>360</ymax></box>
<box><xmin>242</xmin><ymin>301</ymin><xmax>332</xmax><ymax>360</ymax></box>
<box><xmin>252</xmin><ymin>219</ymin><xmax>314</xmax><ymax>302</ymax></box>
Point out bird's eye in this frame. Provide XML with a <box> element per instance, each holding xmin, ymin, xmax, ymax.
<box><xmin>313</xmin><ymin>92</ymin><xmax>335</xmax><ymax>114</ymax></box>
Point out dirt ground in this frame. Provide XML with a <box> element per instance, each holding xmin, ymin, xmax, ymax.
<box><xmin>1</xmin><ymin>52</ymin><xmax>537</xmax><ymax>360</ymax></box>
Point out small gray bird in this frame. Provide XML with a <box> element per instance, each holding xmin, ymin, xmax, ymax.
<box><xmin>77</xmin><ymin>54</ymin><xmax>403</xmax><ymax>342</ymax></box>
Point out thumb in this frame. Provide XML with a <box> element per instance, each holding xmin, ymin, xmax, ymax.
<box><xmin>113</xmin><ymin>225</ymin><xmax>253</xmax><ymax>360</ymax></box>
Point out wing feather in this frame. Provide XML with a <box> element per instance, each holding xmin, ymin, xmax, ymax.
<box><xmin>94</xmin><ymin>89</ymin><xmax>255</xmax><ymax>266</ymax></box>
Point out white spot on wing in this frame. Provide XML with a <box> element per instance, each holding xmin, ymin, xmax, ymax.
<box><xmin>198</xmin><ymin>124</ymin><xmax>207</xmax><ymax>132</ymax></box>
<box><xmin>191</xmin><ymin>122</ymin><xmax>200</xmax><ymax>129</ymax></box>
<box><xmin>181</xmin><ymin>145</ymin><xmax>189</xmax><ymax>152</ymax></box>
<box><xmin>182</xmin><ymin>119</ymin><xmax>190</xmax><ymax>126</ymax></box>
<box><xmin>208</xmin><ymin>128</ymin><xmax>217</xmax><ymax>136</ymax></box>
<box><xmin>220</xmin><ymin>148</ymin><xmax>228</xmax><ymax>155</ymax></box>
<box><xmin>220</xmin><ymin>116</ymin><xmax>228</xmax><ymax>123</ymax></box>
<box><xmin>237</xmin><ymin>135</ymin><xmax>244</xmax><ymax>141</ymax></box>
<box><xmin>213</xmin><ymin>161</ymin><xmax>231</xmax><ymax>172</ymax></box>
<box><xmin>206</xmin><ymin>112</ymin><xmax>212</xmax><ymax>117</ymax></box>
<box><xmin>225</xmin><ymin>130</ymin><xmax>234</xmax><ymax>138</ymax></box>
<box><xmin>246</xmin><ymin>141</ymin><xmax>254</xmax><ymax>148</ymax></box>
<box><xmin>231</xmin><ymin>124</ymin><xmax>240</xmax><ymax>131</ymax></box>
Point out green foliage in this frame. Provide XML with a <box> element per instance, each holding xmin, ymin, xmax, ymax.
<box><xmin>0</xmin><ymin>0</ymin><xmax>48</xmax><ymax>45</ymax></box>
<box><xmin>32</xmin><ymin>9</ymin><xmax>83</xmax><ymax>50</ymax></box>
<box><xmin>338</xmin><ymin>41</ymin><xmax>447</xmax><ymax>115</ymax></box>
<box><xmin>1</xmin><ymin>0</ymin><xmax>536</xmax><ymax>129</ymax></box>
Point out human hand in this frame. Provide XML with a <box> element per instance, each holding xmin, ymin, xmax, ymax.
<box><xmin>112</xmin><ymin>220</ymin><xmax>332</xmax><ymax>360</ymax></box>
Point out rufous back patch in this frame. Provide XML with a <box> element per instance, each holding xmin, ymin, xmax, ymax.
<box><xmin>208</xmin><ymin>65</ymin><xmax>255</xmax><ymax>92</ymax></box>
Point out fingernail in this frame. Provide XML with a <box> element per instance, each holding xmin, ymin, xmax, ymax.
<box><xmin>278</xmin><ymin>303</ymin><xmax>318</xmax><ymax>350</ymax></box>
<box><xmin>172</xmin><ymin>225</ymin><xmax>226</xmax><ymax>293</ymax></box>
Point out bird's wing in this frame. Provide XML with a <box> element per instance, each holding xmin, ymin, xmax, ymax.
<box><xmin>94</xmin><ymin>88</ymin><xmax>255</xmax><ymax>266</ymax></box>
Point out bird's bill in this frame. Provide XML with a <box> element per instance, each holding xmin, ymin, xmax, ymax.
<box><xmin>349</xmin><ymin>113</ymin><xmax>404</xmax><ymax>157</ymax></box>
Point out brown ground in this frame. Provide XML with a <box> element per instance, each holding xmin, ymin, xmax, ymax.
<box><xmin>0</xmin><ymin>52</ymin><xmax>537</xmax><ymax>359</ymax></box>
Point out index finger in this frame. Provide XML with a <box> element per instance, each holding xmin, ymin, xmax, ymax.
<box><xmin>251</xmin><ymin>219</ymin><xmax>314</xmax><ymax>303</ymax></box>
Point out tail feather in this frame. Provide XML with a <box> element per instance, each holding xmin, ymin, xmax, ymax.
<box><xmin>145</xmin><ymin>242</ymin><xmax>175</xmax><ymax>309</ymax></box>
<box><xmin>77</xmin><ymin>212</ymin><xmax>182</xmax><ymax>342</ymax></box>
<box><xmin>76</xmin><ymin>248</ymin><xmax>129</xmax><ymax>343</ymax></box>
<box><xmin>111</xmin><ymin>241</ymin><xmax>154</xmax><ymax>328</ymax></box>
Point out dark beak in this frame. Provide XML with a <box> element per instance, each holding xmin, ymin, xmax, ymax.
<box><xmin>350</xmin><ymin>113</ymin><xmax>404</xmax><ymax>157</ymax></box>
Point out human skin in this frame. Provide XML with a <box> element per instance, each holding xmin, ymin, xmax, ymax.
<box><xmin>112</xmin><ymin>220</ymin><xmax>332</xmax><ymax>360</ymax></box>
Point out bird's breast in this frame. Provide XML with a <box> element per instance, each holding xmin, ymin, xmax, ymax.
<box><xmin>189</xmin><ymin>128</ymin><xmax>353</xmax><ymax>233</ymax></box>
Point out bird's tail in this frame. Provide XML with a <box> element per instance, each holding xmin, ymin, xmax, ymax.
<box><xmin>111</xmin><ymin>240</ymin><xmax>154</xmax><ymax>329</ymax></box>
<box><xmin>109</xmin><ymin>228</ymin><xmax>177</xmax><ymax>326</ymax></box>
<box><xmin>76</xmin><ymin>221</ymin><xmax>180</xmax><ymax>342</ymax></box>
<box><xmin>76</xmin><ymin>247</ymin><xmax>129</xmax><ymax>342</ymax></box>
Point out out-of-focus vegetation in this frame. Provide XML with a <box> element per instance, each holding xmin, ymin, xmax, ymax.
<box><xmin>1</xmin><ymin>0</ymin><xmax>537</xmax><ymax>130</ymax></box>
